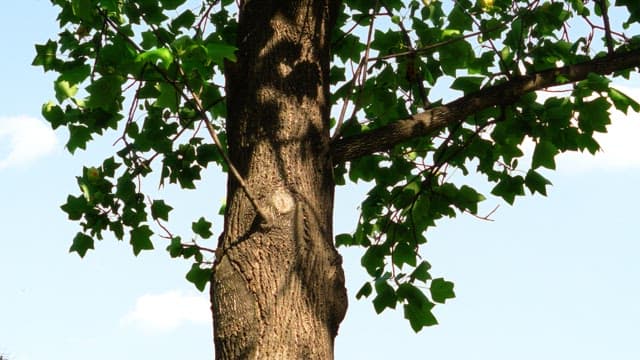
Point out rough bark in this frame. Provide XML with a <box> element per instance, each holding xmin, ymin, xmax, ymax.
<box><xmin>211</xmin><ymin>1</ymin><xmax>347</xmax><ymax>359</ymax></box>
<box><xmin>331</xmin><ymin>47</ymin><xmax>640</xmax><ymax>163</ymax></box>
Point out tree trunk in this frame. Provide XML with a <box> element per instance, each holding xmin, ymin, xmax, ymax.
<box><xmin>211</xmin><ymin>1</ymin><xmax>347</xmax><ymax>359</ymax></box>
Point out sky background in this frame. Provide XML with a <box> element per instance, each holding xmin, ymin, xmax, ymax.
<box><xmin>1</xmin><ymin>1</ymin><xmax>640</xmax><ymax>359</ymax></box>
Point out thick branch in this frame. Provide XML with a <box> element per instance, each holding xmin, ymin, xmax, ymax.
<box><xmin>331</xmin><ymin>48</ymin><xmax>640</xmax><ymax>163</ymax></box>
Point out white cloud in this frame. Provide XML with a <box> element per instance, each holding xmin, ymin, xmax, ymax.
<box><xmin>121</xmin><ymin>290</ymin><xmax>211</xmax><ymax>333</ymax></box>
<box><xmin>0</xmin><ymin>115</ymin><xmax>57</xmax><ymax>170</ymax></box>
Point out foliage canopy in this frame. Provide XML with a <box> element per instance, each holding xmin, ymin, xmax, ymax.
<box><xmin>35</xmin><ymin>0</ymin><xmax>640</xmax><ymax>332</ymax></box>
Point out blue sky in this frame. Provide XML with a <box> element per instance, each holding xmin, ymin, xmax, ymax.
<box><xmin>1</xmin><ymin>1</ymin><xmax>640</xmax><ymax>359</ymax></box>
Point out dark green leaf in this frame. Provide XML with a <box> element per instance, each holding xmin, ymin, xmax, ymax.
<box><xmin>373</xmin><ymin>278</ymin><xmax>397</xmax><ymax>313</ymax></box>
<box><xmin>608</xmin><ymin>88</ymin><xmax>640</xmax><ymax>114</ymax></box>
<box><xmin>491</xmin><ymin>175</ymin><xmax>525</xmax><ymax>205</ymax></box>
<box><xmin>192</xmin><ymin>217</ymin><xmax>213</xmax><ymax>239</ymax></box>
<box><xmin>450</xmin><ymin>76</ymin><xmax>484</xmax><ymax>94</ymax></box>
<box><xmin>186</xmin><ymin>263</ymin><xmax>212</xmax><ymax>291</ymax></box>
<box><xmin>161</xmin><ymin>0</ymin><xmax>187</xmax><ymax>10</ymax></box>
<box><xmin>532</xmin><ymin>140</ymin><xmax>558</xmax><ymax>170</ymax></box>
<box><xmin>361</xmin><ymin>245</ymin><xmax>386</xmax><ymax>276</ymax></box>
<box><xmin>403</xmin><ymin>301</ymin><xmax>438</xmax><ymax>332</ymax></box>
<box><xmin>151</xmin><ymin>200</ymin><xmax>173</xmax><ymax>221</ymax></box>
<box><xmin>525</xmin><ymin>170</ymin><xmax>552</xmax><ymax>196</ymax></box>
<box><xmin>356</xmin><ymin>282</ymin><xmax>373</xmax><ymax>299</ymax></box>
<box><xmin>166</xmin><ymin>237</ymin><xmax>183</xmax><ymax>258</ymax></box>
<box><xmin>410</xmin><ymin>261</ymin><xmax>432</xmax><ymax>282</ymax></box>
<box><xmin>392</xmin><ymin>242</ymin><xmax>417</xmax><ymax>268</ymax></box>
<box><xmin>430</xmin><ymin>278</ymin><xmax>455</xmax><ymax>303</ymax></box>
<box><xmin>69</xmin><ymin>232</ymin><xmax>94</xmax><ymax>257</ymax></box>
<box><xmin>61</xmin><ymin>194</ymin><xmax>88</xmax><ymax>220</ymax></box>
<box><xmin>335</xmin><ymin>233</ymin><xmax>354</xmax><ymax>246</ymax></box>
<box><xmin>130</xmin><ymin>225</ymin><xmax>154</xmax><ymax>256</ymax></box>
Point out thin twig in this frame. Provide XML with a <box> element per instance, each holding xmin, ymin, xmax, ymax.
<box><xmin>595</xmin><ymin>0</ymin><xmax>614</xmax><ymax>54</ymax></box>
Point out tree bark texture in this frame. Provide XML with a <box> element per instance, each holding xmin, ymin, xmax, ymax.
<box><xmin>212</xmin><ymin>1</ymin><xmax>347</xmax><ymax>359</ymax></box>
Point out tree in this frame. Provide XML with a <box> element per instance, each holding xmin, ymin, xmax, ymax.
<box><xmin>34</xmin><ymin>0</ymin><xmax>640</xmax><ymax>358</ymax></box>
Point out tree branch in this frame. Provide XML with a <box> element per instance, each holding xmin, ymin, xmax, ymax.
<box><xmin>331</xmin><ymin>48</ymin><xmax>640</xmax><ymax>163</ymax></box>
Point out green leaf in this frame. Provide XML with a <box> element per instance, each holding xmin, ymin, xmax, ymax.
<box><xmin>71</xmin><ymin>0</ymin><xmax>96</xmax><ymax>22</ymax></box>
<box><xmin>403</xmin><ymin>301</ymin><xmax>438</xmax><ymax>332</ymax></box>
<box><xmin>525</xmin><ymin>170</ymin><xmax>552</xmax><ymax>196</ymax></box>
<box><xmin>196</xmin><ymin>144</ymin><xmax>221</xmax><ymax>167</ymax></box>
<box><xmin>608</xmin><ymin>88</ymin><xmax>640</xmax><ymax>114</ymax></box>
<box><xmin>411</xmin><ymin>194</ymin><xmax>434</xmax><ymax>231</ymax></box>
<box><xmin>335</xmin><ymin>233</ymin><xmax>354</xmax><ymax>246</ymax></box>
<box><xmin>457</xmin><ymin>185</ymin><xmax>485</xmax><ymax>214</ymax></box>
<box><xmin>392</xmin><ymin>242</ymin><xmax>417</xmax><ymax>268</ymax></box>
<box><xmin>206</xmin><ymin>42</ymin><xmax>237</xmax><ymax>66</ymax></box>
<box><xmin>42</xmin><ymin>102</ymin><xmax>66</xmax><ymax>129</ymax></box>
<box><xmin>156</xmin><ymin>82</ymin><xmax>180</xmax><ymax>112</ymax></box>
<box><xmin>161</xmin><ymin>0</ymin><xmax>187</xmax><ymax>10</ymax></box>
<box><xmin>69</xmin><ymin>232</ymin><xmax>94</xmax><ymax>257</ymax></box>
<box><xmin>430</xmin><ymin>278</ymin><xmax>455</xmax><ymax>303</ymax></box>
<box><xmin>373</xmin><ymin>277</ymin><xmax>397</xmax><ymax>313</ymax></box>
<box><xmin>491</xmin><ymin>175</ymin><xmax>525</xmax><ymax>205</ymax></box>
<box><xmin>186</xmin><ymin>263</ymin><xmax>212</xmax><ymax>291</ymax></box>
<box><xmin>356</xmin><ymin>282</ymin><xmax>373</xmax><ymax>299</ymax></box>
<box><xmin>450</xmin><ymin>76</ymin><xmax>484</xmax><ymax>94</ymax></box>
<box><xmin>135</xmin><ymin>48</ymin><xmax>174</xmax><ymax>70</ymax></box>
<box><xmin>361</xmin><ymin>245</ymin><xmax>386</xmax><ymax>276</ymax></box>
<box><xmin>532</xmin><ymin>140</ymin><xmax>558</xmax><ymax>170</ymax></box>
<box><xmin>151</xmin><ymin>200</ymin><xmax>173</xmax><ymax>221</ymax></box>
<box><xmin>577</xmin><ymin>97</ymin><xmax>611</xmax><ymax>133</ymax></box>
<box><xmin>61</xmin><ymin>194</ymin><xmax>88</xmax><ymax>220</ymax></box>
<box><xmin>171</xmin><ymin>10</ymin><xmax>196</xmax><ymax>31</ymax></box>
<box><xmin>166</xmin><ymin>237</ymin><xmax>183</xmax><ymax>258</ymax></box>
<box><xmin>67</xmin><ymin>125</ymin><xmax>92</xmax><ymax>153</ymax></box>
<box><xmin>130</xmin><ymin>225</ymin><xmax>154</xmax><ymax>256</ymax></box>
<box><xmin>86</xmin><ymin>75</ymin><xmax>124</xmax><ymax>112</ymax></box>
<box><xmin>110</xmin><ymin>221</ymin><xmax>125</xmax><ymax>240</ymax></box>
<box><xmin>192</xmin><ymin>217</ymin><xmax>213</xmax><ymax>239</ymax></box>
<box><xmin>397</xmin><ymin>283</ymin><xmax>430</xmax><ymax>307</ymax></box>
<box><xmin>410</xmin><ymin>261</ymin><xmax>432</xmax><ymax>282</ymax></box>
<box><xmin>54</xmin><ymin>79</ymin><xmax>78</xmax><ymax>102</ymax></box>
<box><xmin>32</xmin><ymin>40</ymin><xmax>59</xmax><ymax>71</ymax></box>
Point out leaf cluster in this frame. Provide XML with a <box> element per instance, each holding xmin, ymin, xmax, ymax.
<box><xmin>36</xmin><ymin>0</ymin><xmax>640</xmax><ymax>329</ymax></box>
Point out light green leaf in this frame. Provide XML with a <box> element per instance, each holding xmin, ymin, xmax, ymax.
<box><xmin>54</xmin><ymin>80</ymin><xmax>78</xmax><ymax>102</ymax></box>
<box><xmin>136</xmin><ymin>48</ymin><xmax>174</xmax><ymax>70</ymax></box>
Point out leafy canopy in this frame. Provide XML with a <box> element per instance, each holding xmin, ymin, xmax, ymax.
<box><xmin>35</xmin><ymin>0</ymin><xmax>640</xmax><ymax>332</ymax></box>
